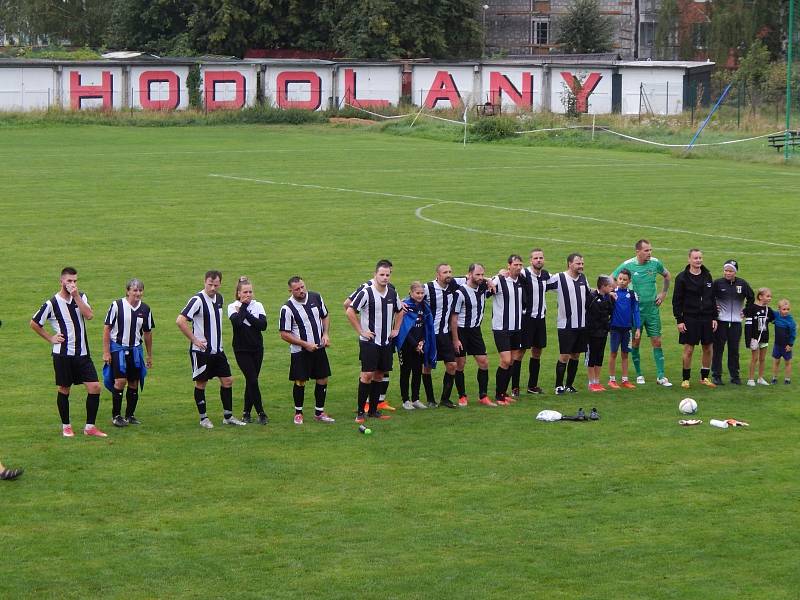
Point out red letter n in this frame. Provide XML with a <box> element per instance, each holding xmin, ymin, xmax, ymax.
<box><xmin>489</xmin><ymin>72</ymin><xmax>533</xmax><ymax>110</ymax></box>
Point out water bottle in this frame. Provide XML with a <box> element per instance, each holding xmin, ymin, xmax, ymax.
<box><xmin>709</xmin><ymin>419</ymin><xmax>728</xmax><ymax>429</ymax></box>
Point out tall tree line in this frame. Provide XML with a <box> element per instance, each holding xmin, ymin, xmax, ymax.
<box><xmin>1</xmin><ymin>0</ymin><xmax>482</xmax><ymax>59</ymax></box>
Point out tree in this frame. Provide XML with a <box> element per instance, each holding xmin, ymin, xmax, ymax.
<box><xmin>106</xmin><ymin>0</ymin><xmax>194</xmax><ymax>55</ymax></box>
<box><xmin>654</xmin><ymin>0</ymin><xmax>678</xmax><ymax>60</ymax></box>
<box><xmin>735</xmin><ymin>39</ymin><xmax>771</xmax><ymax>114</ymax></box>
<box><xmin>555</xmin><ymin>0</ymin><xmax>613</xmax><ymax>55</ymax></box>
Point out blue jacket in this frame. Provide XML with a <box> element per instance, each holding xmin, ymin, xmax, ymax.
<box><xmin>103</xmin><ymin>341</ymin><xmax>148</xmax><ymax>393</ymax></box>
<box><xmin>395</xmin><ymin>298</ymin><xmax>438</xmax><ymax>368</ymax></box>
<box><xmin>611</xmin><ymin>288</ymin><xmax>641</xmax><ymax>330</ymax></box>
<box><xmin>773</xmin><ymin>312</ymin><xmax>796</xmax><ymax>346</ymax></box>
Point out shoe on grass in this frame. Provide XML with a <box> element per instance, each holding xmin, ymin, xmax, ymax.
<box><xmin>607</xmin><ymin>380</ymin><xmax>621</xmax><ymax>390</ymax></box>
<box><xmin>656</xmin><ymin>377</ymin><xmax>672</xmax><ymax>387</ymax></box>
<box><xmin>84</xmin><ymin>425</ymin><xmax>108</xmax><ymax>438</ymax></box>
<box><xmin>621</xmin><ymin>380</ymin><xmax>636</xmax><ymax>389</ymax></box>
<box><xmin>62</xmin><ymin>424</ymin><xmax>75</xmax><ymax>438</ymax></box>
<box><xmin>126</xmin><ymin>415</ymin><xmax>141</xmax><ymax>425</ymax></box>
<box><xmin>223</xmin><ymin>416</ymin><xmax>246</xmax><ymax>426</ymax></box>
<box><xmin>412</xmin><ymin>400</ymin><xmax>428</xmax><ymax>409</ymax></box>
<box><xmin>112</xmin><ymin>415</ymin><xmax>128</xmax><ymax>428</ymax></box>
<box><xmin>258</xmin><ymin>413</ymin><xmax>269</xmax><ymax>425</ymax></box>
<box><xmin>636</xmin><ymin>376</ymin><xmax>646</xmax><ymax>385</ymax></box>
<box><xmin>293</xmin><ymin>413</ymin><xmax>304</xmax><ymax>425</ymax></box>
<box><xmin>681</xmin><ymin>380</ymin><xmax>690</xmax><ymax>389</ymax></box>
<box><xmin>200</xmin><ymin>417</ymin><xmax>214</xmax><ymax>429</ymax></box>
<box><xmin>402</xmin><ymin>401</ymin><xmax>414</xmax><ymax>410</ymax></box>
<box><xmin>478</xmin><ymin>396</ymin><xmax>497</xmax><ymax>407</ymax></box>
<box><xmin>314</xmin><ymin>412</ymin><xmax>335</xmax><ymax>423</ymax></box>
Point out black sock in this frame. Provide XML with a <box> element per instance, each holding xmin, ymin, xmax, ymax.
<box><xmin>357</xmin><ymin>381</ymin><xmax>370</xmax><ymax>414</ymax></box>
<box><xmin>194</xmin><ymin>387</ymin><xmax>207</xmax><ymax>418</ymax></box>
<box><xmin>495</xmin><ymin>366</ymin><xmax>509</xmax><ymax>397</ymax></box>
<box><xmin>422</xmin><ymin>373</ymin><xmax>435</xmax><ymax>403</ymax></box>
<box><xmin>369</xmin><ymin>381</ymin><xmax>381</xmax><ymax>414</ymax></box>
<box><xmin>511</xmin><ymin>359</ymin><xmax>521</xmax><ymax>390</ymax></box>
<box><xmin>56</xmin><ymin>391</ymin><xmax>70</xmax><ymax>425</ymax></box>
<box><xmin>477</xmin><ymin>368</ymin><xmax>489</xmax><ymax>397</ymax></box>
<box><xmin>555</xmin><ymin>361</ymin><xmax>567</xmax><ymax>387</ymax></box>
<box><xmin>565</xmin><ymin>359</ymin><xmax>579</xmax><ymax>387</ymax></box>
<box><xmin>528</xmin><ymin>357</ymin><xmax>541</xmax><ymax>388</ymax></box>
<box><xmin>293</xmin><ymin>383</ymin><xmax>305</xmax><ymax>414</ymax></box>
<box><xmin>314</xmin><ymin>383</ymin><xmax>326</xmax><ymax>415</ymax></box>
<box><xmin>700</xmin><ymin>368</ymin><xmax>710</xmax><ymax>380</ymax></box>
<box><xmin>441</xmin><ymin>372</ymin><xmax>455</xmax><ymax>402</ymax></box>
<box><xmin>454</xmin><ymin>370</ymin><xmax>466</xmax><ymax>396</ymax></box>
<box><xmin>683</xmin><ymin>368</ymin><xmax>691</xmax><ymax>381</ymax></box>
<box><xmin>380</xmin><ymin>376</ymin><xmax>390</xmax><ymax>398</ymax></box>
<box><xmin>112</xmin><ymin>388</ymin><xmax>124</xmax><ymax>418</ymax></box>
<box><xmin>220</xmin><ymin>386</ymin><xmax>233</xmax><ymax>417</ymax></box>
<box><xmin>125</xmin><ymin>387</ymin><xmax>139</xmax><ymax>418</ymax></box>
<box><xmin>86</xmin><ymin>393</ymin><xmax>100</xmax><ymax>425</ymax></box>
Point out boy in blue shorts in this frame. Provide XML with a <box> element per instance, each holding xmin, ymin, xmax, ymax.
<box><xmin>772</xmin><ymin>298</ymin><xmax>795</xmax><ymax>384</ymax></box>
<box><xmin>607</xmin><ymin>269</ymin><xmax>641</xmax><ymax>389</ymax></box>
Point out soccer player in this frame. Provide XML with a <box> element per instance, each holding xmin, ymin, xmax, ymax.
<box><xmin>451</xmin><ymin>263</ymin><xmax>495</xmax><ymax>406</ymax></box>
<box><xmin>613</xmin><ymin>239</ymin><xmax>672</xmax><ymax>386</ymax></box>
<box><xmin>517</xmin><ymin>248</ymin><xmax>550</xmax><ymax>395</ymax></box>
<box><xmin>490</xmin><ymin>255</ymin><xmax>525</xmax><ymax>405</ymax></box>
<box><xmin>228</xmin><ymin>276</ymin><xmax>268</xmax><ymax>425</ymax></box>
<box><xmin>102</xmin><ymin>278</ymin><xmax>154</xmax><ymax>427</ymax></box>
<box><xmin>176</xmin><ymin>270</ymin><xmax>244</xmax><ymax>429</ymax></box>
<box><xmin>31</xmin><ymin>267</ymin><xmax>107</xmax><ymax>438</ymax></box>
<box><xmin>279</xmin><ymin>276</ymin><xmax>334</xmax><ymax>424</ymax></box>
<box><xmin>346</xmin><ymin>262</ymin><xmax>404</xmax><ymax>422</ymax></box>
<box><xmin>344</xmin><ymin>259</ymin><xmax>397</xmax><ymax>412</ymax></box>
<box><xmin>423</xmin><ymin>263</ymin><xmax>460</xmax><ymax>409</ymax></box>
<box><xmin>672</xmin><ymin>249</ymin><xmax>718</xmax><ymax>389</ymax></box>
<box><xmin>547</xmin><ymin>253</ymin><xmax>591</xmax><ymax>394</ymax></box>
<box><xmin>710</xmin><ymin>259</ymin><xmax>754</xmax><ymax>385</ymax></box>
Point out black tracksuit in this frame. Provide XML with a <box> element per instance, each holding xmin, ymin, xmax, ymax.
<box><xmin>711</xmin><ymin>276</ymin><xmax>754</xmax><ymax>380</ymax></box>
<box><xmin>230</xmin><ymin>303</ymin><xmax>267</xmax><ymax>416</ymax></box>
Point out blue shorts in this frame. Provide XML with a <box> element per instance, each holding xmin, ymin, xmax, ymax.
<box><xmin>609</xmin><ymin>327</ymin><xmax>631</xmax><ymax>353</ymax></box>
<box><xmin>772</xmin><ymin>344</ymin><xmax>793</xmax><ymax>361</ymax></box>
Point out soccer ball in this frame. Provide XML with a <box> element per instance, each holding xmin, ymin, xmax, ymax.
<box><xmin>679</xmin><ymin>398</ymin><xmax>698</xmax><ymax>415</ymax></box>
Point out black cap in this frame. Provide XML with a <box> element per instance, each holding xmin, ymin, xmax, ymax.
<box><xmin>723</xmin><ymin>259</ymin><xmax>738</xmax><ymax>272</ymax></box>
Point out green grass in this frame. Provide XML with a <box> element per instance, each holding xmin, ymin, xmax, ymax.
<box><xmin>1</xmin><ymin>123</ymin><xmax>799</xmax><ymax>599</ymax></box>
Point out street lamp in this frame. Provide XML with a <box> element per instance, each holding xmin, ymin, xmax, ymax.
<box><xmin>482</xmin><ymin>4</ymin><xmax>489</xmax><ymax>58</ymax></box>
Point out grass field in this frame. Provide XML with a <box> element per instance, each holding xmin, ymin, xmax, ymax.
<box><xmin>1</xmin><ymin>123</ymin><xmax>799</xmax><ymax>599</ymax></box>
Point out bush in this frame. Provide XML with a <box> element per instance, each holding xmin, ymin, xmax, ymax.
<box><xmin>470</xmin><ymin>115</ymin><xmax>519</xmax><ymax>141</ymax></box>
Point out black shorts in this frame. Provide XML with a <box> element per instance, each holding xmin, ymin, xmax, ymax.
<box><xmin>586</xmin><ymin>336</ymin><xmax>607</xmax><ymax>367</ymax></box>
<box><xmin>435</xmin><ymin>332</ymin><xmax>457</xmax><ymax>363</ymax></box>
<box><xmin>289</xmin><ymin>348</ymin><xmax>331</xmax><ymax>381</ymax></box>
<box><xmin>493</xmin><ymin>329</ymin><xmax>522</xmax><ymax>353</ymax></box>
<box><xmin>558</xmin><ymin>328</ymin><xmax>588</xmax><ymax>355</ymax></box>
<box><xmin>191</xmin><ymin>351</ymin><xmax>232</xmax><ymax>381</ymax></box>
<box><xmin>522</xmin><ymin>317</ymin><xmax>547</xmax><ymax>349</ymax></box>
<box><xmin>53</xmin><ymin>354</ymin><xmax>98</xmax><ymax>387</ymax></box>
<box><xmin>110</xmin><ymin>350</ymin><xmax>143</xmax><ymax>382</ymax></box>
<box><xmin>359</xmin><ymin>341</ymin><xmax>395</xmax><ymax>373</ymax></box>
<box><xmin>455</xmin><ymin>326</ymin><xmax>487</xmax><ymax>357</ymax></box>
<box><xmin>679</xmin><ymin>317</ymin><xmax>714</xmax><ymax>346</ymax></box>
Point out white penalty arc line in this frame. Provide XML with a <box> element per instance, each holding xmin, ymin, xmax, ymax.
<box><xmin>209</xmin><ymin>173</ymin><xmax>800</xmax><ymax>252</ymax></box>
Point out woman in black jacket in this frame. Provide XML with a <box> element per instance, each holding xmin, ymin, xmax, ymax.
<box><xmin>227</xmin><ymin>276</ymin><xmax>268</xmax><ymax>425</ymax></box>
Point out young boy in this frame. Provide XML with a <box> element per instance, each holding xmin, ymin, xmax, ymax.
<box><xmin>585</xmin><ymin>276</ymin><xmax>615</xmax><ymax>392</ymax></box>
<box><xmin>772</xmin><ymin>298</ymin><xmax>795</xmax><ymax>385</ymax></box>
<box><xmin>744</xmin><ymin>287</ymin><xmax>774</xmax><ymax>386</ymax></box>
<box><xmin>608</xmin><ymin>269</ymin><xmax>641</xmax><ymax>389</ymax></box>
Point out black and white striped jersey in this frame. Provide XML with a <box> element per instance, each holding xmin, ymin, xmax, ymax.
<box><xmin>490</xmin><ymin>275</ymin><xmax>523</xmax><ymax>332</ymax></box>
<box><xmin>279</xmin><ymin>292</ymin><xmax>328</xmax><ymax>354</ymax></box>
<box><xmin>425</xmin><ymin>280</ymin><xmax>458</xmax><ymax>334</ymax></box>
<box><xmin>519</xmin><ymin>267</ymin><xmax>551</xmax><ymax>319</ymax></box>
<box><xmin>547</xmin><ymin>272</ymin><xmax>591</xmax><ymax>329</ymax></box>
<box><xmin>32</xmin><ymin>292</ymin><xmax>92</xmax><ymax>357</ymax></box>
<box><xmin>350</xmin><ymin>285</ymin><xmax>403</xmax><ymax>347</ymax></box>
<box><xmin>348</xmin><ymin>279</ymin><xmax>395</xmax><ymax>302</ymax></box>
<box><xmin>105</xmin><ymin>299</ymin><xmax>154</xmax><ymax>347</ymax></box>
<box><xmin>181</xmin><ymin>291</ymin><xmax>225</xmax><ymax>354</ymax></box>
<box><xmin>453</xmin><ymin>277</ymin><xmax>489</xmax><ymax>329</ymax></box>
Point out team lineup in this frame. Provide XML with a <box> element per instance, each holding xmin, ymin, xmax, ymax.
<box><xmin>28</xmin><ymin>240</ymin><xmax>795</xmax><ymax>437</ymax></box>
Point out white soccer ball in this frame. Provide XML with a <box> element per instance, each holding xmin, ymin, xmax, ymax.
<box><xmin>679</xmin><ymin>398</ymin><xmax>698</xmax><ymax>415</ymax></box>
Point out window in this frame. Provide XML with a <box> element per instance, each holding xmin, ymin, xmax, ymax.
<box><xmin>532</xmin><ymin>20</ymin><xmax>549</xmax><ymax>46</ymax></box>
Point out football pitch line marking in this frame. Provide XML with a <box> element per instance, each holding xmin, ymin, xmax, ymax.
<box><xmin>209</xmin><ymin>173</ymin><xmax>800</xmax><ymax>253</ymax></box>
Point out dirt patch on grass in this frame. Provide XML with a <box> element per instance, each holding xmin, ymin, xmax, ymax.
<box><xmin>328</xmin><ymin>117</ymin><xmax>378</xmax><ymax>126</ymax></box>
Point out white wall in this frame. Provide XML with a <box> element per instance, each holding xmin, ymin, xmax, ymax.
<box><xmin>620</xmin><ymin>67</ymin><xmax>685</xmax><ymax>115</ymax></box>
<box><xmin>336</xmin><ymin>65</ymin><xmax>401</xmax><ymax>109</ymax></box>
<box><xmin>0</xmin><ymin>68</ymin><xmax>54</xmax><ymax>110</ymax></box>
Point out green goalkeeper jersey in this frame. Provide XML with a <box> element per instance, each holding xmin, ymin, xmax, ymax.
<box><xmin>613</xmin><ymin>257</ymin><xmax>666</xmax><ymax>304</ymax></box>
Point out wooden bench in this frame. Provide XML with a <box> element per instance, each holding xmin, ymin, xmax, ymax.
<box><xmin>476</xmin><ymin>102</ymin><xmax>501</xmax><ymax>117</ymax></box>
<box><xmin>768</xmin><ymin>131</ymin><xmax>800</xmax><ymax>151</ymax></box>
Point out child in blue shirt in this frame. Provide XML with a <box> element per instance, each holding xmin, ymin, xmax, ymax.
<box><xmin>608</xmin><ymin>269</ymin><xmax>641</xmax><ymax>389</ymax></box>
<box><xmin>771</xmin><ymin>298</ymin><xmax>795</xmax><ymax>384</ymax></box>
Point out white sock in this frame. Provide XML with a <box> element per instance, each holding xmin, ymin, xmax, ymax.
<box><xmin>609</xmin><ymin>375</ymin><xmax>616</xmax><ymax>382</ymax></box>
<box><xmin>62</xmin><ymin>423</ymin><xmax>71</xmax><ymax>430</ymax></box>
<box><xmin>622</xmin><ymin>377</ymin><xmax>628</xmax><ymax>382</ymax></box>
